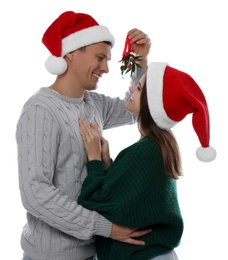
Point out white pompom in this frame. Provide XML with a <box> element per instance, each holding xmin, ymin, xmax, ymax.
<box><xmin>45</xmin><ymin>55</ymin><xmax>67</xmax><ymax>75</ymax></box>
<box><xmin>196</xmin><ymin>146</ymin><xmax>217</xmax><ymax>162</ymax></box>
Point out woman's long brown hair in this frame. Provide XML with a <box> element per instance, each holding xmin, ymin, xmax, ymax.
<box><xmin>138</xmin><ymin>80</ymin><xmax>183</xmax><ymax>179</ymax></box>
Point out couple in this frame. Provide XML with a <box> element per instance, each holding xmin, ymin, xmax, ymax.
<box><xmin>16</xmin><ymin>10</ymin><xmax>216</xmax><ymax>260</ymax></box>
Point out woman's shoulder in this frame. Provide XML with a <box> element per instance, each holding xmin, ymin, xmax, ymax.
<box><xmin>135</xmin><ymin>137</ymin><xmax>160</xmax><ymax>151</ymax></box>
<box><xmin>118</xmin><ymin>137</ymin><xmax>161</xmax><ymax>159</ymax></box>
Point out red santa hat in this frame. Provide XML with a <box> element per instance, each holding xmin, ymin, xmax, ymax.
<box><xmin>146</xmin><ymin>62</ymin><xmax>216</xmax><ymax>162</ymax></box>
<box><xmin>42</xmin><ymin>11</ymin><xmax>115</xmax><ymax>75</ymax></box>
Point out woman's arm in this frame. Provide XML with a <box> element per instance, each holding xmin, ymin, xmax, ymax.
<box><xmin>79</xmin><ymin>118</ymin><xmax>111</xmax><ymax>169</ymax></box>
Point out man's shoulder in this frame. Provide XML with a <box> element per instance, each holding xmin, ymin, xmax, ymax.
<box><xmin>19</xmin><ymin>87</ymin><xmax>58</xmax><ymax>117</ymax></box>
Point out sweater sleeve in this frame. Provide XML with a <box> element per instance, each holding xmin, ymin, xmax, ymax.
<box><xmin>78</xmin><ymin>159</ymin><xmax>120</xmax><ymax>222</ymax></box>
<box><xmin>91</xmin><ymin>67</ymin><xmax>147</xmax><ymax>130</ymax></box>
<box><xmin>78</xmin><ymin>160</ymin><xmax>106</xmax><ymax>201</ymax></box>
<box><xmin>16</xmin><ymin>104</ymin><xmax>112</xmax><ymax>240</ymax></box>
<box><xmin>130</xmin><ymin>66</ymin><xmax>147</xmax><ymax>86</ymax></box>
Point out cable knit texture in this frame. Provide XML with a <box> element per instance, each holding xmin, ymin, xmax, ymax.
<box><xmin>78</xmin><ymin>138</ymin><xmax>184</xmax><ymax>260</ymax></box>
<box><xmin>16</xmin><ymin>67</ymin><xmax>145</xmax><ymax>260</ymax></box>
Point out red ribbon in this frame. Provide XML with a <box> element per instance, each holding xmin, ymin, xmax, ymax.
<box><xmin>122</xmin><ymin>36</ymin><xmax>134</xmax><ymax>57</ymax></box>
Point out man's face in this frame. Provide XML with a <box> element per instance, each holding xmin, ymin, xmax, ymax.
<box><xmin>70</xmin><ymin>42</ymin><xmax>112</xmax><ymax>92</ymax></box>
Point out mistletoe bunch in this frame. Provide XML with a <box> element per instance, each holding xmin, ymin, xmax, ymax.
<box><xmin>119</xmin><ymin>54</ymin><xmax>142</xmax><ymax>77</ymax></box>
<box><xmin>119</xmin><ymin>36</ymin><xmax>142</xmax><ymax>77</ymax></box>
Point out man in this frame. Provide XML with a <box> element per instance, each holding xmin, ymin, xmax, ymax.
<box><xmin>16</xmin><ymin>11</ymin><xmax>151</xmax><ymax>260</ymax></box>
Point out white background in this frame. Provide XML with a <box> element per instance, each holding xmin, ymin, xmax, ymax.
<box><xmin>0</xmin><ymin>0</ymin><xmax>227</xmax><ymax>259</ymax></box>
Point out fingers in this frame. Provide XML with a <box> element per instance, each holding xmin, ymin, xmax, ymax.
<box><xmin>113</xmin><ymin>227</ymin><xmax>152</xmax><ymax>246</ymax></box>
<box><xmin>127</xmin><ymin>28</ymin><xmax>151</xmax><ymax>46</ymax></box>
<box><xmin>126</xmin><ymin>28</ymin><xmax>151</xmax><ymax>67</ymax></box>
<box><xmin>79</xmin><ymin>118</ymin><xmax>88</xmax><ymax>129</ymax></box>
<box><xmin>123</xmin><ymin>228</ymin><xmax>152</xmax><ymax>245</ymax></box>
<box><xmin>90</xmin><ymin>123</ymin><xmax>101</xmax><ymax>136</ymax></box>
<box><xmin>79</xmin><ymin>118</ymin><xmax>96</xmax><ymax>142</ymax></box>
<box><xmin>127</xmin><ymin>28</ymin><xmax>141</xmax><ymax>38</ymax></box>
<box><xmin>90</xmin><ymin>123</ymin><xmax>107</xmax><ymax>144</ymax></box>
<box><xmin>130</xmin><ymin>228</ymin><xmax>152</xmax><ymax>238</ymax></box>
<box><xmin>111</xmin><ymin>224</ymin><xmax>152</xmax><ymax>246</ymax></box>
<box><xmin>122</xmin><ymin>237</ymin><xmax>146</xmax><ymax>246</ymax></box>
<box><xmin>80</xmin><ymin>119</ymin><xmax>103</xmax><ymax>144</ymax></box>
<box><xmin>79</xmin><ymin>118</ymin><xmax>90</xmax><ymax>141</ymax></box>
<box><xmin>91</xmin><ymin>124</ymin><xmax>105</xmax><ymax>143</ymax></box>
<box><xmin>79</xmin><ymin>119</ymin><xmax>102</xmax><ymax>160</ymax></box>
<box><xmin>80</xmin><ymin>119</ymin><xmax>108</xmax><ymax>147</ymax></box>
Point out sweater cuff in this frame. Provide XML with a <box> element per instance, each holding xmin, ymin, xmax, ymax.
<box><xmin>131</xmin><ymin>66</ymin><xmax>147</xmax><ymax>85</ymax></box>
<box><xmin>95</xmin><ymin>213</ymin><xmax>112</xmax><ymax>237</ymax></box>
<box><xmin>103</xmin><ymin>158</ymin><xmax>113</xmax><ymax>173</ymax></box>
<box><xmin>87</xmin><ymin>160</ymin><xmax>104</xmax><ymax>175</ymax></box>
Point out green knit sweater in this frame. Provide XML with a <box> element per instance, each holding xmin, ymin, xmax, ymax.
<box><xmin>78</xmin><ymin>137</ymin><xmax>184</xmax><ymax>260</ymax></box>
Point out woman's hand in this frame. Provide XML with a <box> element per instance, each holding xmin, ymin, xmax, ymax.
<box><xmin>79</xmin><ymin>118</ymin><xmax>101</xmax><ymax>161</ymax></box>
<box><xmin>90</xmin><ymin>123</ymin><xmax>111</xmax><ymax>170</ymax></box>
<box><xmin>79</xmin><ymin>119</ymin><xmax>111</xmax><ymax>168</ymax></box>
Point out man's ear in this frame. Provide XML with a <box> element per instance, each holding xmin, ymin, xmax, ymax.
<box><xmin>65</xmin><ymin>52</ymin><xmax>74</xmax><ymax>61</ymax></box>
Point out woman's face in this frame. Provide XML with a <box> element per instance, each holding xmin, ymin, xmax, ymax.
<box><xmin>125</xmin><ymin>73</ymin><xmax>146</xmax><ymax>116</ymax></box>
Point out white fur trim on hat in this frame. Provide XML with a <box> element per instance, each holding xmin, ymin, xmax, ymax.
<box><xmin>62</xmin><ymin>25</ymin><xmax>115</xmax><ymax>56</ymax></box>
<box><xmin>146</xmin><ymin>62</ymin><xmax>178</xmax><ymax>130</ymax></box>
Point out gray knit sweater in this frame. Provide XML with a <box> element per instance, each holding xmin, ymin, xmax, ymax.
<box><xmin>16</xmin><ymin>69</ymin><xmax>145</xmax><ymax>260</ymax></box>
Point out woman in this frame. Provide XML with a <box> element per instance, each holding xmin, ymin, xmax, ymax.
<box><xmin>78</xmin><ymin>62</ymin><xmax>216</xmax><ymax>260</ymax></box>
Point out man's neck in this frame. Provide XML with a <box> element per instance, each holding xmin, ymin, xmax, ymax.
<box><xmin>50</xmin><ymin>77</ymin><xmax>84</xmax><ymax>98</ymax></box>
